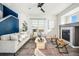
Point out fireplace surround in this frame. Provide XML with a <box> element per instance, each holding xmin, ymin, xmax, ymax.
<box><xmin>59</xmin><ymin>22</ymin><xmax>79</xmax><ymax>48</ymax></box>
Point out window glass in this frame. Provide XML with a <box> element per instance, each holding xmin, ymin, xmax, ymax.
<box><xmin>31</xmin><ymin>18</ymin><xmax>45</xmax><ymax>29</ymax></box>
<box><xmin>71</xmin><ymin>16</ymin><xmax>77</xmax><ymax>23</ymax></box>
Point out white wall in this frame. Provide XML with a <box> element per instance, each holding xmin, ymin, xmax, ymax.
<box><xmin>18</xmin><ymin>13</ymin><xmax>27</xmax><ymax>32</ymax></box>
<box><xmin>0</xmin><ymin>4</ymin><xmax>3</xmax><ymax>19</ymax></box>
<box><xmin>45</xmin><ymin>15</ymin><xmax>58</xmax><ymax>36</ymax></box>
<box><xmin>65</xmin><ymin>16</ymin><xmax>71</xmax><ymax>24</ymax></box>
<box><xmin>0</xmin><ymin>11</ymin><xmax>3</xmax><ymax>19</ymax></box>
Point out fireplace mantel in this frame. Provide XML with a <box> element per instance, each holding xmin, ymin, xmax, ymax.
<box><xmin>60</xmin><ymin>22</ymin><xmax>79</xmax><ymax>27</ymax></box>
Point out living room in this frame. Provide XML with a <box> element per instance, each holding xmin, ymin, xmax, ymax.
<box><xmin>0</xmin><ymin>3</ymin><xmax>79</xmax><ymax>56</ymax></box>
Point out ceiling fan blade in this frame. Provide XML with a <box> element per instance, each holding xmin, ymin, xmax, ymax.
<box><xmin>38</xmin><ymin>3</ymin><xmax>44</xmax><ymax>7</ymax></box>
<box><xmin>40</xmin><ymin>8</ymin><xmax>45</xmax><ymax>13</ymax></box>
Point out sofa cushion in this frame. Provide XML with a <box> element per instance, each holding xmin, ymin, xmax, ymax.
<box><xmin>18</xmin><ymin>34</ymin><xmax>25</xmax><ymax>42</ymax></box>
<box><xmin>18</xmin><ymin>32</ymin><xmax>27</xmax><ymax>42</ymax></box>
<box><xmin>1</xmin><ymin>34</ymin><xmax>10</xmax><ymax>41</ymax></box>
<box><xmin>10</xmin><ymin>33</ymin><xmax>18</xmax><ymax>41</ymax></box>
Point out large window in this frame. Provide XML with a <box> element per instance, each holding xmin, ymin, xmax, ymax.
<box><xmin>31</xmin><ymin>20</ymin><xmax>38</xmax><ymax>28</ymax></box>
<box><xmin>30</xmin><ymin>18</ymin><xmax>54</xmax><ymax>30</ymax></box>
<box><xmin>31</xmin><ymin>18</ymin><xmax>46</xmax><ymax>29</ymax></box>
<box><xmin>38</xmin><ymin>20</ymin><xmax>45</xmax><ymax>28</ymax></box>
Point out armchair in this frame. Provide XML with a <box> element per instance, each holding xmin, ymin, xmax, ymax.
<box><xmin>56</xmin><ymin>39</ymin><xmax>68</xmax><ymax>54</ymax></box>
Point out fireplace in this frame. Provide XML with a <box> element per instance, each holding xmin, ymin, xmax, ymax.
<box><xmin>59</xmin><ymin>22</ymin><xmax>79</xmax><ymax>48</ymax></box>
<box><xmin>62</xmin><ymin>30</ymin><xmax>70</xmax><ymax>42</ymax></box>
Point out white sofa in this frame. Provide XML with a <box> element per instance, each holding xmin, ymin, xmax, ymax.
<box><xmin>0</xmin><ymin>32</ymin><xmax>30</xmax><ymax>55</ymax></box>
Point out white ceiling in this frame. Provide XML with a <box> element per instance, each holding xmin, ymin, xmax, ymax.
<box><xmin>26</xmin><ymin>3</ymin><xmax>72</xmax><ymax>15</ymax></box>
<box><xmin>3</xmin><ymin>3</ymin><xmax>72</xmax><ymax>16</ymax></box>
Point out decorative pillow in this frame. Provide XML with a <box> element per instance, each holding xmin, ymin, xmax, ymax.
<box><xmin>18</xmin><ymin>32</ymin><xmax>27</xmax><ymax>42</ymax></box>
<box><xmin>1</xmin><ymin>34</ymin><xmax>10</xmax><ymax>41</ymax></box>
<box><xmin>18</xmin><ymin>34</ymin><xmax>25</xmax><ymax>42</ymax></box>
<box><xmin>10</xmin><ymin>33</ymin><xmax>18</xmax><ymax>41</ymax></box>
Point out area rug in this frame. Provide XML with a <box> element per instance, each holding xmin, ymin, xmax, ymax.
<box><xmin>39</xmin><ymin>41</ymin><xmax>64</xmax><ymax>56</ymax></box>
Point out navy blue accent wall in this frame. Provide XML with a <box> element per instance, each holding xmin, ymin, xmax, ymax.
<box><xmin>3</xmin><ymin>5</ymin><xmax>18</xmax><ymax>18</ymax></box>
<box><xmin>0</xmin><ymin>16</ymin><xmax>19</xmax><ymax>36</ymax></box>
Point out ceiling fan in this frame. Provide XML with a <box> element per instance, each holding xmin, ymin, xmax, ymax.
<box><xmin>37</xmin><ymin>3</ymin><xmax>45</xmax><ymax>13</ymax></box>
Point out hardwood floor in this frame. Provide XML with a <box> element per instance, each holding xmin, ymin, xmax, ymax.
<box><xmin>17</xmin><ymin>39</ymin><xmax>79</xmax><ymax>56</ymax></box>
<box><xmin>17</xmin><ymin>39</ymin><xmax>36</xmax><ymax>56</ymax></box>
